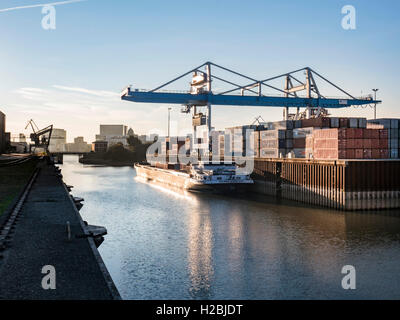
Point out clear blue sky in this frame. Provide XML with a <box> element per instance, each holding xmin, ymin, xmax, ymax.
<box><xmin>1</xmin><ymin>0</ymin><xmax>399</xmax><ymax>142</ymax></box>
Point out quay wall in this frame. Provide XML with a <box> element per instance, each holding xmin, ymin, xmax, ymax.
<box><xmin>251</xmin><ymin>158</ymin><xmax>400</xmax><ymax>210</ymax></box>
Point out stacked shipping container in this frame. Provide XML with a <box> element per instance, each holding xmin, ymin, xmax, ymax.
<box><xmin>367</xmin><ymin>119</ymin><xmax>400</xmax><ymax>159</ymax></box>
<box><xmin>230</xmin><ymin>117</ymin><xmax>400</xmax><ymax>160</ymax></box>
<box><xmin>312</xmin><ymin>128</ymin><xmax>389</xmax><ymax>159</ymax></box>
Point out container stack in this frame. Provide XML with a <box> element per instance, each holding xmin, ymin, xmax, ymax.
<box><xmin>312</xmin><ymin>128</ymin><xmax>389</xmax><ymax>159</ymax></box>
<box><xmin>367</xmin><ymin>119</ymin><xmax>400</xmax><ymax>159</ymax></box>
<box><xmin>224</xmin><ymin>117</ymin><xmax>400</xmax><ymax>160</ymax></box>
<box><xmin>225</xmin><ymin>125</ymin><xmax>257</xmax><ymax>157</ymax></box>
<box><xmin>292</xmin><ymin>127</ymin><xmax>314</xmax><ymax>158</ymax></box>
<box><xmin>259</xmin><ymin>129</ymin><xmax>292</xmax><ymax>158</ymax></box>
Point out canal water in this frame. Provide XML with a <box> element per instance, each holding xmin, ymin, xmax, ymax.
<box><xmin>61</xmin><ymin>155</ymin><xmax>400</xmax><ymax>299</ymax></box>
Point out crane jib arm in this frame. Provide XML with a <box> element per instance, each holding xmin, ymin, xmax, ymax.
<box><xmin>121</xmin><ymin>90</ymin><xmax>381</xmax><ymax>109</ymax></box>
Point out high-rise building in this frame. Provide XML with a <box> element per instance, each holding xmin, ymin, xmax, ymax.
<box><xmin>0</xmin><ymin>111</ymin><xmax>5</xmax><ymax>154</ymax></box>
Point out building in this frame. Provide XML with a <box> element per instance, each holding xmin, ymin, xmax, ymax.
<box><xmin>138</xmin><ymin>133</ymin><xmax>159</xmax><ymax>144</ymax></box>
<box><xmin>10</xmin><ymin>133</ymin><xmax>28</xmax><ymax>153</ymax></box>
<box><xmin>94</xmin><ymin>124</ymin><xmax>129</xmax><ymax>149</ymax></box>
<box><xmin>65</xmin><ymin>136</ymin><xmax>92</xmax><ymax>153</ymax></box>
<box><xmin>96</xmin><ymin>125</ymin><xmax>127</xmax><ymax>140</ymax></box>
<box><xmin>92</xmin><ymin>140</ymin><xmax>108</xmax><ymax>153</ymax></box>
<box><xmin>48</xmin><ymin>128</ymin><xmax>67</xmax><ymax>153</ymax></box>
<box><xmin>0</xmin><ymin>111</ymin><xmax>5</xmax><ymax>154</ymax></box>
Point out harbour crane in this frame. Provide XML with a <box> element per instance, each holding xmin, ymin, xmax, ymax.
<box><xmin>121</xmin><ymin>62</ymin><xmax>381</xmax><ymax>151</ymax></box>
<box><xmin>25</xmin><ymin>119</ymin><xmax>53</xmax><ymax>154</ymax></box>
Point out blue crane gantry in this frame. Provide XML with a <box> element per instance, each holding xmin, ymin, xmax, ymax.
<box><xmin>121</xmin><ymin>61</ymin><xmax>381</xmax><ymax>142</ymax></box>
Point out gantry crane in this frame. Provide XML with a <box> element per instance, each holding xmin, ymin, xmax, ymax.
<box><xmin>25</xmin><ymin>119</ymin><xmax>53</xmax><ymax>154</ymax></box>
<box><xmin>121</xmin><ymin>62</ymin><xmax>381</xmax><ymax>151</ymax></box>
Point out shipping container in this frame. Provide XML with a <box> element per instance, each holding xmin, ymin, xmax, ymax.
<box><xmin>330</xmin><ymin>117</ymin><xmax>339</xmax><ymax>128</ymax></box>
<box><xmin>260</xmin><ymin>148</ymin><xmax>287</xmax><ymax>158</ymax></box>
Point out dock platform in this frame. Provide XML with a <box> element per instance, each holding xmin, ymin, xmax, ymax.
<box><xmin>0</xmin><ymin>160</ymin><xmax>120</xmax><ymax>300</ymax></box>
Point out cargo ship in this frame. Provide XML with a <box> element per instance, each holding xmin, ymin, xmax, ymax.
<box><xmin>135</xmin><ymin>162</ymin><xmax>253</xmax><ymax>193</ymax></box>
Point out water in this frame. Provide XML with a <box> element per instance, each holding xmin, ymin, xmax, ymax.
<box><xmin>61</xmin><ymin>155</ymin><xmax>400</xmax><ymax>299</ymax></box>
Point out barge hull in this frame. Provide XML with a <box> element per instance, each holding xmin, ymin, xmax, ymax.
<box><xmin>135</xmin><ymin>164</ymin><xmax>250</xmax><ymax>193</ymax></box>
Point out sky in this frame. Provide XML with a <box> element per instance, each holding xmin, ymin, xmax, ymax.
<box><xmin>0</xmin><ymin>0</ymin><xmax>399</xmax><ymax>143</ymax></box>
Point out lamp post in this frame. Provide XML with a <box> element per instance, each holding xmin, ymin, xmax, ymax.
<box><xmin>372</xmin><ymin>89</ymin><xmax>379</xmax><ymax>120</ymax></box>
<box><xmin>167</xmin><ymin>107</ymin><xmax>172</xmax><ymax>138</ymax></box>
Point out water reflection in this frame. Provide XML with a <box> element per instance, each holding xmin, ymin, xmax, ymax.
<box><xmin>187</xmin><ymin>203</ymin><xmax>214</xmax><ymax>299</ymax></box>
<box><xmin>60</xmin><ymin>155</ymin><xmax>400</xmax><ymax>299</ymax></box>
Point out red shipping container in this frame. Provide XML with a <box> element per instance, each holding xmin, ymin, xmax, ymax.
<box><xmin>371</xmin><ymin>139</ymin><xmax>379</xmax><ymax>149</ymax></box>
<box><xmin>324</xmin><ymin>139</ymin><xmax>338</xmax><ymax>148</ymax></box>
<box><xmin>338</xmin><ymin>149</ymin><xmax>346</xmax><ymax>159</ymax></box>
<box><xmin>346</xmin><ymin>149</ymin><xmax>355</xmax><ymax>158</ymax></box>
<box><xmin>346</xmin><ymin>139</ymin><xmax>355</xmax><ymax>149</ymax></box>
<box><xmin>363</xmin><ymin>149</ymin><xmax>372</xmax><ymax>159</ymax></box>
<box><xmin>370</xmin><ymin>129</ymin><xmax>380</xmax><ymax>139</ymax></box>
<box><xmin>355</xmin><ymin>149</ymin><xmax>363</xmax><ymax>159</ymax></box>
<box><xmin>354</xmin><ymin>139</ymin><xmax>363</xmax><ymax>148</ymax></box>
<box><xmin>339</xmin><ymin>118</ymin><xmax>349</xmax><ymax>128</ymax></box>
<box><xmin>293</xmin><ymin>138</ymin><xmax>306</xmax><ymax>148</ymax></box>
<box><xmin>380</xmin><ymin>149</ymin><xmax>389</xmax><ymax>159</ymax></box>
<box><xmin>338</xmin><ymin>139</ymin><xmax>348</xmax><ymax>149</ymax></box>
<box><xmin>354</xmin><ymin>128</ymin><xmax>364</xmax><ymax>138</ymax></box>
<box><xmin>379</xmin><ymin>139</ymin><xmax>389</xmax><ymax>148</ymax></box>
<box><xmin>371</xmin><ymin>149</ymin><xmax>380</xmax><ymax>159</ymax></box>
<box><xmin>346</xmin><ymin>128</ymin><xmax>356</xmax><ymax>139</ymax></box>
<box><xmin>363</xmin><ymin>129</ymin><xmax>372</xmax><ymax>139</ymax></box>
<box><xmin>362</xmin><ymin>139</ymin><xmax>372</xmax><ymax>148</ymax></box>
<box><xmin>338</xmin><ymin>128</ymin><xmax>347</xmax><ymax>139</ymax></box>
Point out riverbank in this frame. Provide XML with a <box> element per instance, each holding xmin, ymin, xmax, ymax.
<box><xmin>0</xmin><ymin>159</ymin><xmax>120</xmax><ymax>299</ymax></box>
<box><xmin>0</xmin><ymin>156</ymin><xmax>38</xmax><ymax>217</ymax></box>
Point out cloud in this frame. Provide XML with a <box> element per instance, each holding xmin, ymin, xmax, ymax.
<box><xmin>0</xmin><ymin>0</ymin><xmax>87</xmax><ymax>13</ymax></box>
<box><xmin>52</xmin><ymin>85</ymin><xmax>119</xmax><ymax>97</ymax></box>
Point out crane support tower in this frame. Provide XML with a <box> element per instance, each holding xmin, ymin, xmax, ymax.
<box><xmin>25</xmin><ymin>119</ymin><xmax>53</xmax><ymax>154</ymax></box>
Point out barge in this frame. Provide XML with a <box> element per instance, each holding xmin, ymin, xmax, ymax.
<box><xmin>135</xmin><ymin>162</ymin><xmax>253</xmax><ymax>193</ymax></box>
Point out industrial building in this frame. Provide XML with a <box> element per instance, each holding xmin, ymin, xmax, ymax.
<box><xmin>48</xmin><ymin>128</ymin><xmax>67</xmax><ymax>153</ymax></box>
<box><xmin>96</xmin><ymin>125</ymin><xmax>128</xmax><ymax>140</ymax></box>
<box><xmin>92</xmin><ymin>140</ymin><xmax>108</xmax><ymax>153</ymax></box>
<box><xmin>65</xmin><ymin>136</ymin><xmax>92</xmax><ymax>153</ymax></box>
<box><xmin>94</xmin><ymin>124</ymin><xmax>133</xmax><ymax>150</ymax></box>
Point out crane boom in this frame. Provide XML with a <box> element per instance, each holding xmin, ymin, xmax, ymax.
<box><xmin>121</xmin><ymin>87</ymin><xmax>379</xmax><ymax>109</ymax></box>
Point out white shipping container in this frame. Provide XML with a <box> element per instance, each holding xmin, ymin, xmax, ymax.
<box><xmin>260</xmin><ymin>129</ymin><xmax>286</xmax><ymax>140</ymax></box>
<box><xmin>260</xmin><ymin>148</ymin><xmax>287</xmax><ymax>158</ymax></box>
<box><xmin>293</xmin><ymin>127</ymin><xmax>314</xmax><ymax>139</ymax></box>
